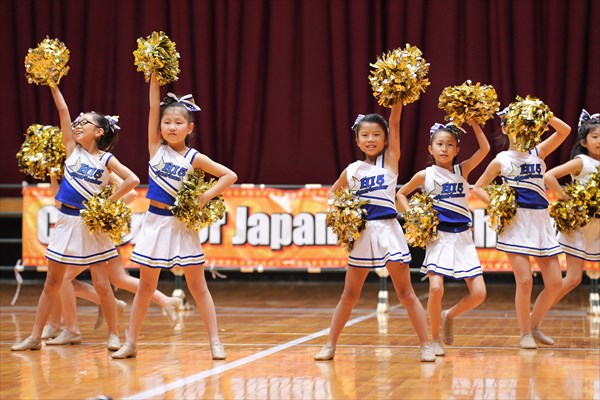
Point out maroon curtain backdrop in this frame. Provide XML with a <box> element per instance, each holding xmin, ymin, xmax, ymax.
<box><xmin>1</xmin><ymin>0</ymin><xmax>598</xmax><ymax>193</ymax></box>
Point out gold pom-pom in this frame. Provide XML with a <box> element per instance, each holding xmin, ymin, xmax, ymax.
<box><xmin>81</xmin><ymin>186</ymin><xmax>132</xmax><ymax>245</ymax></box>
<box><xmin>584</xmin><ymin>166</ymin><xmax>600</xmax><ymax>217</ymax></box>
<box><xmin>170</xmin><ymin>169</ymin><xmax>226</xmax><ymax>231</ymax></box>
<box><xmin>368</xmin><ymin>44</ymin><xmax>430</xmax><ymax>107</ymax></box>
<box><xmin>549</xmin><ymin>182</ymin><xmax>590</xmax><ymax>233</ymax></box>
<box><xmin>325</xmin><ymin>189</ymin><xmax>368</xmax><ymax>252</ymax></box>
<box><xmin>502</xmin><ymin>96</ymin><xmax>554</xmax><ymax>152</ymax></box>
<box><xmin>16</xmin><ymin>124</ymin><xmax>66</xmax><ymax>180</ymax></box>
<box><xmin>551</xmin><ymin>166</ymin><xmax>600</xmax><ymax>232</ymax></box>
<box><xmin>133</xmin><ymin>31</ymin><xmax>180</xmax><ymax>86</ymax></box>
<box><xmin>402</xmin><ymin>192</ymin><xmax>439</xmax><ymax>249</ymax></box>
<box><xmin>485</xmin><ymin>183</ymin><xmax>517</xmax><ymax>234</ymax></box>
<box><xmin>438</xmin><ymin>80</ymin><xmax>500</xmax><ymax>127</ymax></box>
<box><xmin>24</xmin><ymin>37</ymin><xmax>70</xmax><ymax>87</ymax></box>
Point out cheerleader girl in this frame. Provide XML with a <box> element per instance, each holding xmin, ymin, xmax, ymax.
<box><xmin>473</xmin><ymin>109</ymin><xmax>571</xmax><ymax>349</ymax></box>
<box><xmin>41</xmin><ymin>174</ymin><xmax>180</xmax><ymax>342</ymax></box>
<box><xmin>544</xmin><ymin>110</ymin><xmax>599</xmax><ymax>303</ymax></box>
<box><xmin>112</xmin><ymin>73</ymin><xmax>237</xmax><ymax>359</ymax></box>
<box><xmin>397</xmin><ymin>120</ymin><xmax>489</xmax><ymax>356</ymax></box>
<box><xmin>314</xmin><ymin>102</ymin><xmax>436</xmax><ymax>363</ymax></box>
<box><xmin>40</xmin><ymin>174</ymin><xmax>130</xmax><ymax>341</ymax></box>
<box><xmin>12</xmin><ymin>85</ymin><xmax>139</xmax><ymax>351</ymax></box>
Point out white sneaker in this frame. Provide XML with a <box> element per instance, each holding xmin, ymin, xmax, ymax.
<box><xmin>441</xmin><ymin>310</ymin><xmax>454</xmax><ymax>345</ymax></box>
<box><xmin>107</xmin><ymin>333</ymin><xmax>121</xmax><ymax>351</ymax></box>
<box><xmin>314</xmin><ymin>344</ymin><xmax>336</xmax><ymax>361</ymax></box>
<box><xmin>163</xmin><ymin>297</ymin><xmax>181</xmax><ymax>326</ymax></box>
<box><xmin>41</xmin><ymin>324</ymin><xmax>61</xmax><ymax>340</ymax></box>
<box><xmin>519</xmin><ymin>333</ymin><xmax>538</xmax><ymax>349</ymax></box>
<box><xmin>431</xmin><ymin>340</ymin><xmax>445</xmax><ymax>356</ymax></box>
<box><xmin>531</xmin><ymin>327</ymin><xmax>555</xmax><ymax>345</ymax></box>
<box><xmin>420</xmin><ymin>345</ymin><xmax>436</xmax><ymax>362</ymax></box>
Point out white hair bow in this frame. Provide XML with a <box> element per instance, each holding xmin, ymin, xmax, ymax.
<box><xmin>496</xmin><ymin>106</ymin><xmax>509</xmax><ymax>126</ymax></box>
<box><xmin>351</xmin><ymin>114</ymin><xmax>365</xmax><ymax>130</ymax></box>
<box><xmin>105</xmin><ymin>115</ymin><xmax>120</xmax><ymax>130</ymax></box>
<box><xmin>160</xmin><ymin>92</ymin><xmax>201</xmax><ymax>112</ymax></box>
<box><xmin>429</xmin><ymin>122</ymin><xmax>465</xmax><ymax>142</ymax></box>
<box><xmin>579</xmin><ymin>109</ymin><xmax>599</xmax><ymax>128</ymax></box>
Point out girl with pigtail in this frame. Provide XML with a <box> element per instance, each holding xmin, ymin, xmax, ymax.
<box><xmin>397</xmin><ymin>120</ymin><xmax>489</xmax><ymax>357</ymax></box>
<box><xmin>40</xmin><ymin>173</ymin><xmax>181</xmax><ymax>343</ymax></box>
<box><xmin>314</xmin><ymin>102</ymin><xmax>436</xmax><ymax>363</ymax></box>
<box><xmin>112</xmin><ymin>73</ymin><xmax>237</xmax><ymax>359</ymax></box>
<box><xmin>473</xmin><ymin>104</ymin><xmax>571</xmax><ymax>349</ymax></box>
<box><xmin>12</xmin><ymin>85</ymin><xmax>140</xmax><ymax>352</ymax></box>
<box><xmin>544</xmin><ymin>110</ymin><xmax>599</xmax><ymax>304</ymax></box>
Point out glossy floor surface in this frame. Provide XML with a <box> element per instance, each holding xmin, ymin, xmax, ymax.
<box><xmin>1</xmin><ymin>278</ymin><xmax>599</xmax><ymax>399</ymax></box>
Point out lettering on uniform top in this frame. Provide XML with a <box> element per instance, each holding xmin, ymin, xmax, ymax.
<box><xmin>152</xmin><ymin>158</ymin><xmax>187</xmax><ymax>182</ymax></box>
<box><xmin>431</xmin><ymin>180</ymin><xmax>465</xmax><ymax>200</ymax></box>
<box><xmin>162</xmin><ymin>162</ymin><xmax>188</xmax><ymax>177</ymax></box>
<box><xmin>440</xmin><ymin>182</ymin><xmax>464</xmax><ymax>194</ymax></box>
<box><xmin>77</xmin><ymin>164</ymin><xmax>104</xmax><ymax>180</ymax></box>
<box><xmin>357</xmin><ymin>174</ymin><xmax>387</xmax><ymax>195</ymax></box>
<box><xmin>508</xmin><ymin>162</ymin><xmax>543</xmax><ymax>181</ymax></box>
<box><xmin>68</xmin><ymin>158</ymin><xmax>104</xmax><ymax>184</ymax></box>
<box><xmin>520</xmin><ymin>163</ymin><xmax>542</xmax><ymax>175</ymax></box>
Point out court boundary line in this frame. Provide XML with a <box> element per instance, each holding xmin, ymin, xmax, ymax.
<box><xmin>123</xmin><ymin>304</ymin><xmax>403</xmax><ymax>400</ymax></box>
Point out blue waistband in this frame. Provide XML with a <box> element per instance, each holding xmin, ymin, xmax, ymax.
<box><xmin>148</xmin><ymin>205</ymin><xmax>174</xmax><ymax>216</ymax></box>
<box><xmin>438</xmin><ymin>222</ymin><xmax>470</xmax><ymax>233</ymax></box>
<box><xmin>366</xmin><ymin>212</ymin><xmax>398</xmax><ymax>221</ymax></box>
<box><xmin>517</xmin><ymin>203</ymin><xmax>547</xmax><ymax>210</ymax></box>
<box><xmin>60</xmin><ymin>204</ymin><xmax>81</xmax><ymax>216</ymax></box>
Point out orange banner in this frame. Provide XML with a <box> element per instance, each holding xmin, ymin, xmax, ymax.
<box><xmin>21</xmin><ymin>186</ymin><xmax>597</xmax><ymax>271</ymax></box>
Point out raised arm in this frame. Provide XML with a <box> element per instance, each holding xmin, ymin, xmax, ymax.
<box><xmin>396</xmin><ymin>170</ymin><xmax>426</xmax><ymax>212</ymax></box>
<box><xmin>193</xmin><ymin>155</ymin><xmax>238</xmax><ymax>208</ymax></box>
<box><xmin>536</xmin><ymin>116</ymin><xmax>571</xmax><ymax>159</ymax></box>
<box><xmin>460</xmin><ymin>120</ymin><xmax>490</xmax><ymax>179</ymax></box>
<box><xmin>49</xmin><ymin>86</ymin><xmax>76</xmax><ymax>155</ymax></box>
<box><xmin>148</xmin><ymin>73</ymin><xmax>163</xmax><ymax>156</ymax></box>
<box><xmin>472</xmin><ymin>158</ymin><xmax>502</xmax><ymax>205</ymax></box>
<box><xmin>544</xmin><ymin>158</ymin><xmax>583</xmax><ymax>201</ymax></box>
<box><xmin>49</xmin><ymin>173</ymin><xmax>60</xmax><ymax>197</ymax></box>
<box><xmin>385</xmin><ymin>101</ymin><xmax>403</xmax><ymax>172</ymax></box>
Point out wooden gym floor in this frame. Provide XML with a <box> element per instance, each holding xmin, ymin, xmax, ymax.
<box><xmin>0</xmin><ymin>277</ymin><xmax>598</xmax><ymax>399</ymax></box>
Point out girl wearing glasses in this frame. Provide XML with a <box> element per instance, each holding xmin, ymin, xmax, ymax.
<box><xmin>12</xmin><ymin>84</ymin><xmax>139</xmax><ymax>352</ymax></box>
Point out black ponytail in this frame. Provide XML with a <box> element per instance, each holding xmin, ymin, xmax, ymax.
<box><xmin>91</xmin><ymin>112</ymin><xmax>120</xmax><ymax>151</ymax></box>
<box><xmin>570</xmin><ymin>120</ymin><xmax>599</xmax><ymax>159</ymax></box>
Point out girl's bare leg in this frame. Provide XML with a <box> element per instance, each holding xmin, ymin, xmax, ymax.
<box><xmin>321</xmin><ymin>267</ymin><xmax>370</xmax><ymax>348</ymax></box>
<box><xmin>388</xmin><ymin>263</ymin><xmax>430</xmax><ymax>345</ymax></box>
<box><xmin>12</xmin><ymin>261</ymin><xmax>67</xmax><ymax>350</ymax></box>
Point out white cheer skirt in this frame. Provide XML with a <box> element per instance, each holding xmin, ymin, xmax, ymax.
<box><xmin>46</xmin><ymin>207</ymin><xmax>118</xmax><ymax>265</ymax></box>
<box><xmin>348</xmin><ymin>218</ymin><xmax>412</xmax><ymax>269</ymax></box>
<box><xmin>130</xmin><ymin>207</ymin><xmax>205</xmax><ymax>269</ymax></box>
<box><xmin>496</xmin><ymin>208</ymin><xmax>561</xmax><ymax>257</ymax></box>
<box><xmin>421</xmin><ymin>230</ymin><xmax>483</xmax><ymax>279</ymax></box>
<box><xmin>558</xmin><ymin>218</ymin><xmax>600</xmax><ymax>262</ymax></box>
<box><xmin>117</xmin><ymin>232</ymin><xmax>134</xmax><ymax>247</ymax></box>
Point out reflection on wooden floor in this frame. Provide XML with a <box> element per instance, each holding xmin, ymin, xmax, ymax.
<box><xmin>1</xmin><ymin>279</ymin><xmax>599</xmax><ymax>399</ymax></box>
